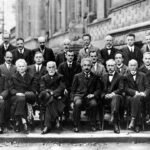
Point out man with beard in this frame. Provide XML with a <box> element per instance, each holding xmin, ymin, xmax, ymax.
<box><xmin>71</xmin><ymin>57</ymin><xmax>101</xmax><ymax>132</ymax></box>
<box><xmin>101</xmin><ymin>59</ymin><xmax>124</xmax><ymax>134</ymax></box>
<box><xmin>100</xmin><ymin>35</ymin><xmax>118</xmax><ymax>66</ymax></box>
<box><xmin>56</xmin><ymin>39</ymin><xmax>77</xmax><ymax>67</ymax></box>
<box><xmin>77</xmin><ymin>34</ymin><xmax>102</xmax><ymax>63</ymax></box>
<box><xmin>39</xmin><ymin>61</ymin><xmax>65</xmax><ymax>134</ymax></box>
<box><xmin>139</xmin><ymin>52</ymin><xmax>150</xmax><ymax>124</ymax></box>
<box><xmin>12</xmin><ymin>38</ymin><xmax>32</xmax><ymax>65</ymax></box>
<box><xmin>33</xmin><ymin>36</ymin><xmax>55</xmax><ymax>66</ymax></box>
<box><xmin>0</xmin><ymin>33</ymin><xmax>16</xmax><ymax>64</ymax></box>
<box><xmin>126</xmin><ymin>59</ymin><xmax>150</xmax><ymax>133</ymax></box>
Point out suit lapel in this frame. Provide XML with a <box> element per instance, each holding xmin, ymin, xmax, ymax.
<box><xmin>109</xmin><ymin>72</ymin><xmax>118</xmax><ymax>91</ymax></box>
<box><xmin>135</xmin><ymin>72</ymin><xmax>140</xmax><ymax>85</ymax></box>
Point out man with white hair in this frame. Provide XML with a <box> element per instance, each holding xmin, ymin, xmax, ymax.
<box><xmin>56</xmin><ymin>38</ymin><xmax>77</xmax><ymax>67</ymax></box>
<box><xmin>126</xmin><ymin>59</ymin><xmax>150</xmax><ymax>133</ymax></box>
<box><xmin>33</xmin><ymin>36</ymin><xmax>55</xmax><ymax>66</ymax></box>
<box><xmin>101</xmin><ymin>59</ymin><xmax>124</xmax><ymax>134</ymax></box>
<box><xmin>39</xmin><ymin>61</ymin><xmax>65</xmax><ymax>134</ymax></box>
<box><xmin>10</xmin><ymin>59</ymin><xmax>36</xmax><ymax>133</ymax></box>
<box><xmin>0</xmin><ymin>33</ymin><xmax>16</xmax><ymax>64</ymax></box>
<box><xmin>71</xmin><ymin>57</ymin><xmax>101</xmax><ymax>132</ymax></box>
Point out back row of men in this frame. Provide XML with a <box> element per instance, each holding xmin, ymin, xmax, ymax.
<box><xmin>0</xmin><ymin>32</ymin><xmax>150</xmax><ymax>134</ymax></box>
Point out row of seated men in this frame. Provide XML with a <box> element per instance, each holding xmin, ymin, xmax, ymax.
<box><xmin>0</xmin><ymin>47</ymin><xmax>150</xmax><ymax>135</ymax></box>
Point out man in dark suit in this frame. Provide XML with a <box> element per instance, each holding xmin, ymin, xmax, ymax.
<box><xmin>141</xmin><ymin>32</ymin><xmax>150</xmax><ymax>54</ymax></box>
<box><xmin>101</xmin><ymin>59</ymin><xmax>124</xmax><ymax>134</ymax></box>
<box><xmin>12</xmin><ymin>38</ymin><xmax>32</xmax><ymax>65</ymax></box>
<box><xmin>100</xmin><ymin>35</ymin><xmax>118</xmax><ymax>66</ymax></box>
<box><xmin>77</xmin><ymin>33</ymin><xmax>102</xmax><ymax>63</ymax></box>
<box><xmin>58</xmin><ymin>50</ymin><xmax>81</xmax><ymax>119</ymax></box>
<box><xmin>139</xmin><ymin>52</ymin><xmax>150</xmax><ymax>124</ymax></box>
<box><xmin>39</xmin><ymin>61</ymin><xmax>65</xmax><ymax>134</ymax></box>
<box><xmin>121</xmin><ymin>33</ymin><xmax>143</xmax><ymax>66</ymax></box>
<box><xmin>114</xmin><ymin>52</ymin><xmax>128</xmax><ymax>76</ymax></box>
<box><xmin>0</xmin><ymin>70</ymin><xmax>9</xmax><ymax>133</ymax></box>
<box><xmin>125</xmin><ymin>59</ymin><xmax>150</xmax><ymax>133</ymax></box>
<box><xmin>0</xmin><ymin>33</ymin><xmax>16</xmax><ymax>64</ymax></box>
<box><xmin>33</xmin><ymin>36</ymin><xmax>55</xmax><ymax>66</ymax></box>
<box><xmin>71</xmin><ymin>57</ymin><xmax>101</xmax><ymax>132</ymax></box>
<box><xmin>0</xmin><ymin>51</ymin><xmax>16</xmax><ymax>129</ymax></box>
<box><xmin>10</xmin><ymin>59</ymin><xmax>36</xmax><ymax>133</ymax></box>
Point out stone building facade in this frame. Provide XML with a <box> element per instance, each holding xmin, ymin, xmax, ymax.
<box><xmin>16</xmin><ymin>0</ymin><xmax>150</xmax><ymax>51</ymax></box>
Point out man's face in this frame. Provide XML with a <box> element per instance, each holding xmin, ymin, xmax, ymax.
<box><xmin>17</xmin><ymin>63</ymin><xmax>27</xmax><ymax>74</ymax></box>
<box><xmin>3</xmin><ymin>34</ymin><xmax>10</xmax><ymax>44</ymax></box>
<box><xmin>115</xmin><ymin>53</ymin><xmax>123</xmax><ymax>65</ymax></box>
<box><xmin>47</xmin><ymin>64</ymin><xmax>56</xmax><ymax>76</ymax></box>
<box><xmin>16</xmin><ymin>40</ymin><xmax>24</xmax><ymax>50</ymax></box>
<box><xmin>127</xmin><ymin>36</ymin><xmax>135</xmax><ymax>46</ymax></box>
<box><xmin>106</xmin><ymin>62</ymin><xmax>115</xmax><ymax>73</ymax></box>
<box><xmin>66</xmin><ymin>51</ymin><xmax>74</xmax><ymax>62</ymax></box>
<box><xmin>39</xmin><ymin>41</ymin><xmax>46</xmax><ymax>50</ymax></box>
<box><xmin>143</xmin><ymin>54</ymin><xmax>150</xmax><ymax>66</ymax></box>
<box><xmin>146</xmin><ymin>35</ymin><xmax>150</xmax><ymax>45</ymax></box>
<box><xmin>128</xmin><ymin>62</ymin><xmax>138</xmax><ymax>72</ymax></box>
<box><xmin>4</xmin><ymin>52</ymin><xmax>13</xmax><ymax>64</ymax></box>
<box><xmin>64</xmin><ymin>42</ymin><xmax>70</xmax><ymax>50</ymax></box>
<box><xmin>34</xmin><ymin>53</ymin><xmax>43</xmax><ymax>65</ymax></box>
<box><xmin>105</xmin><ymin>36</ymin><xmax>113</xmax><ymax>48</ymax></box>
<box><xmin>83</xmin><ymin>36</ymin><xmax>91</xmax><ymax>47</ymax></box>
<box><xmin>82</xmin><ymin>60</ymin><xmax>91</xmax><ymax>73</ymax></box>
<box><xmin>90</xmin><ymin>52</ymin><xmax>97</xmax><ymax>63</ymax></box>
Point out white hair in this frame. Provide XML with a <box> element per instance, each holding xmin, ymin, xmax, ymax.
<box><xmin>81</xmin><ymin>57</ymin><xmax>92</xmax><ymax>67</ymax></box>
<box><xmin>46</xmin><ymin>61</ymin><xmax>57</xmax><ymax>68</ymax></box>
<box><xmin>15</xmin><ymin>59</ymin><xmax>27</xmax><ymax>68</ymax></box>
<box><xmin>63</xmin><ymin>39</ymin><xmax>71</xmax><ymax>44</ymax></box>
<box><xmin>128</xmin><ymin>59</ymin><xmax>138</xmax><ymax>66</ymax></box>
<box><xmin>38</xmin><ymin>36</ymin><xmax>46</xmax><ymax>42</ymax></box>
<box><xmin>106</xmin><ymin>59</ymin><xmax>116</xmax><ymax>65</ymax></box>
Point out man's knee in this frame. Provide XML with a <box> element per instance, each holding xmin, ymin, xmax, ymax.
<box><xmin>74</xmin><ymin>97</ymin><xmax>82</xmax><ymax>107</ymax></box>
<box><xmin>89</xmin><ymin>99</ymin><xmax>97</xmax><ymax>107</ymax></box>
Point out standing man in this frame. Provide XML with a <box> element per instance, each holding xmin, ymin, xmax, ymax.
<box><xmin>114</xmin><ymin>52</ymin><xmax>128</xmax><ymax>76</ymax></box>
<box><xmin>125</xmin><ymin>59</ymin><xmax>150</xmax><ymax>133</ymax></box>
<box><xmin>58</xmin><ymin>50</ymin><xmax>81</xmax><ymax>119</ymax></box>
<box><xmin>121</xmin><ymin>33</ymin><xmax>142</xmax><ymax>66</ymax></box>
<box><xmin>141</xmin><ymin>32</ymin><xmax>150</xmax><ymax>53</ymax></box>
<box><xmin>71</xmin><ymin>58</ymin><xmax>101</xmax><ymax>132</ymax></box>
<box><xmin>0</xmin><ymin>33</ymin><xmax>16</xmax><ymax>64</ymax></box>
<box><xmin>33</xmin><ymin>36</ymin><xmax>55</xmax><ymax>66</ymax></box>
<box><xmin>77</xmin><ymin>34</ymin><xmax>102</xmax><ymax>63</ymax></box>
<box><xmin>12</xmin><ymin>38</ymin><xmax>32</xmax><ymax>65</ymax></box>
<box><xmin>100</xmin><ymin>35</ymin><xmax>118</xmax><ymax>66</ymax></box>
<box><xmin>101</xmin><ymin>59</ymin><xmax>124</xmax><ymax>134</ymax></box>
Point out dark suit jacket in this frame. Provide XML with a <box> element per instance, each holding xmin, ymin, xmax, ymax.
<box><xmin>56</xmin><ymin>52</ymin><xmax>77</xmax><ymax>67</ymax></box>
<box><xmin>12</xmin><ymin>48</ymin><xmax>32</xmax><ymax>65</ymax></box>
<box><xmin>40</xmin><ymin>73</ymin><xmax>65</xmax><ymax>97</ymax></box>
<box><xmin>121</xmin><ymin>45</ymin><xmax>143</xmax><ymax>66</ymax></box>
<box><xmin>100</xmin><ymin>47</ymin><xmax>118</xmax><ymax>66</ymax></box>
<box><xmin>141</xmin><ymin>44</ymin><xmax>150</xmax><ymax>54</ymax></box>
<box><xmin>125</xmin><ymin>71</ymin><xmax>150</xmax><ymax>97</ymax></box>
<box><xmin>101</xmin><ymin>72</ymin><xmax>124</xmax><ymax>98</ymax></box>
<box><xmin>27</xmin><ymin>64</ymin><xmax>47</xmax><ymax>92</ymax></box>
<box><xmin>10</xmin><ymin>72</ymin><xmax>35</xmax><ymax>95</ymax></box>
<box><xmin>0</xmin><ymin>63</ymin><xmax>16</xmax><ymax>88</ymax></box>
<box><xmin>58</xmin><ymin>61</ymin><xmax>81</xmax><ymax>91</ymax></box>
<box><xmin>0</xmin><ymin>43</ymin><xmax>16</xmax><ymax>64</ymax></box>
<box><xmin>71</xmin><ymin>72</ymin><xmax>101</xmax><ymax>101</ymax></box>
<box><xmin>115</xmin><ymin>64</ymin><xmax>128</xmax><ymax>76</ymax></box>
<box><xmin>33</xmin><ymin>47</ymin><xmax>55</xmax><ymax>66</ymax></box>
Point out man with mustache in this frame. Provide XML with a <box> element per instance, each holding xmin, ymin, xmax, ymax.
<box><xmin>71</xmin><ymin>57</ymin><xmax>101</xmax><ymax>132</ymax></box>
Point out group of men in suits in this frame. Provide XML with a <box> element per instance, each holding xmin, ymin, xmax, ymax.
<box><xmin>0</xmin><ymin>31</ymin><xmax>150</xmax><ymax>135</ymax></box>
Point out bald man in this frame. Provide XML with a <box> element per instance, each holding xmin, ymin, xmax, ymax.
<box><xmin>39</xmin><ymin>61</ymin><xmax>65</xmax><ymax>134</ymax></box>
<box><xmin>100</xmin><ymin>35</ymin><xmax>118</xmax><ymax>66</ymax></box>
<box><xmin>101</xmin><ymin>59</ymin><xmax>124</xmax><ymax>134</ymax></box>
<box><xmin>33</xmin><ymin>36</ymin><xmax>55</xmax><ymax>66</ymax></box>
<box><xmin>125</xmin><ymin>59</ymin><xmax>150</xmax><ymax>133</ymax></box>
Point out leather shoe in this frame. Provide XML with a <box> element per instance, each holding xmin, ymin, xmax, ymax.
<box><xmin>91</xmin><ymin>126</ymin><xmax>96</xmax><ymax>132</ymax></box>
<box><xmin>110</xmin><ymin>115</ymin><xmax>114</xmax><ymax>123</ymax></box>
<box><xmin>0</xmin><ymin>127</ymin><xmax>3</xmax><ymax>134</ymax></box>
<box><xmin>23</xmin><ymin>123</ymin><xmax>29</xmax><ymax>134</ymax></box>
<box><xmin>41</xmin><ymin>126</ymin><xmax>49</xmax><ymax>134</ymax></box>
<box><xmin>128</xmin><ymin>118</ymin><xmax>135</xmax><ymax>129</ymax></box>
<box><xmin>135</xmin><ymin>126</ymin><xmax>140</xmax><ymax>133</ymax></box>
<box><xmin>73</xmin><ymin>127</ymin><xmax>79</xmax><ymax>133</ymax></box>
<box><xmin>96</xmin><ymin>123</ymin><xmax>102</xmax><ymax>131</ymax></box>
<box><xmin>14</xmin><ymin>121</ymin><xmax>20</xmax><ymax>132</ymax></box>
<box><xmin>114</xmin><ymin>123</ymin><xmax>120</xmax><ymax>134</ymax></box>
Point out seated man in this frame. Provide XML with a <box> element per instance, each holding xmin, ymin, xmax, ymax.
<box><xmin>71</xmin><ymin>57</ymin><xmax>101</xmax><ymax>132</ymax></box>
<box><xmin>39</xmin><ymin>61</ymin><xmax>65</xmax><ymax>134</ymax></box>
<box><xmin>0</xmin><ymin>70</ymin><xmax>9</xmax><ymax>133</ymax></box>
<box><xmin>101</xmin><ymin>59</ymin><xmax>124</xmax><ymax>134</ymax></box>
<box><xmin>126</xmin><ymin>59</ymin><xmax>150</xmax><ymax>133</ymax></box>
<box><xmin>10</xmin><ymin>59</ymin><xmax>36</xmax><ymax>133</ymax></box>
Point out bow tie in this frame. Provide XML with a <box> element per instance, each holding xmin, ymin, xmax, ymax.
<box><xmin>84</xmin><ymin>73</ymin><xmax>90</xmax><ymax>78</ymax></box>
<box><xmin>109</xmin><ymin>73</ymin><xmax>114</xmax><ymax>76</ymax></box>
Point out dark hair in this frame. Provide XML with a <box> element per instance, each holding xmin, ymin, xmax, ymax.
<box><xmin>16</xmin><ymin>37</ymin><xmax>24</xmax><ymax>42</ymax></box>
<box><xmin>127</xmin><ymin>33</ymin><xmax>135</xmax><ymax>39</ymax></box>
<box><xmin>89</xmin><ymin>50</ymin><xmax>98</xmax><ymax>56</ymax></box>
<box><xmin>114</xmin><ymin>51</ymin><xmax>124</xmax><ymax>58</ymax></box>
<box><xmin>82</xmin><ymin>33</ymin><xmax>92</xmax><ymax>41</ymax></box>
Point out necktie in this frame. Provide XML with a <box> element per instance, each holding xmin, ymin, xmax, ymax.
<box><xmin>68</xmin><ymin>63</ymin><xmax>72</xmax><ymax>68</ymax></box>
<box><xmin>37</xmin><ymin>65</ymin><xmax>40</xmax><ymax>73</ymax></box>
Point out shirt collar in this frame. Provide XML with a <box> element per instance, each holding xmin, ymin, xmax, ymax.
<box><xmin>117</xmin><ymin>63</ymin><xmax>123</xmax><ymax>69</ymax></box>
<box><xmin>18</xmin><ymin>48</ymin><xmax>24</xmax><ymax>53</ymax></box>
